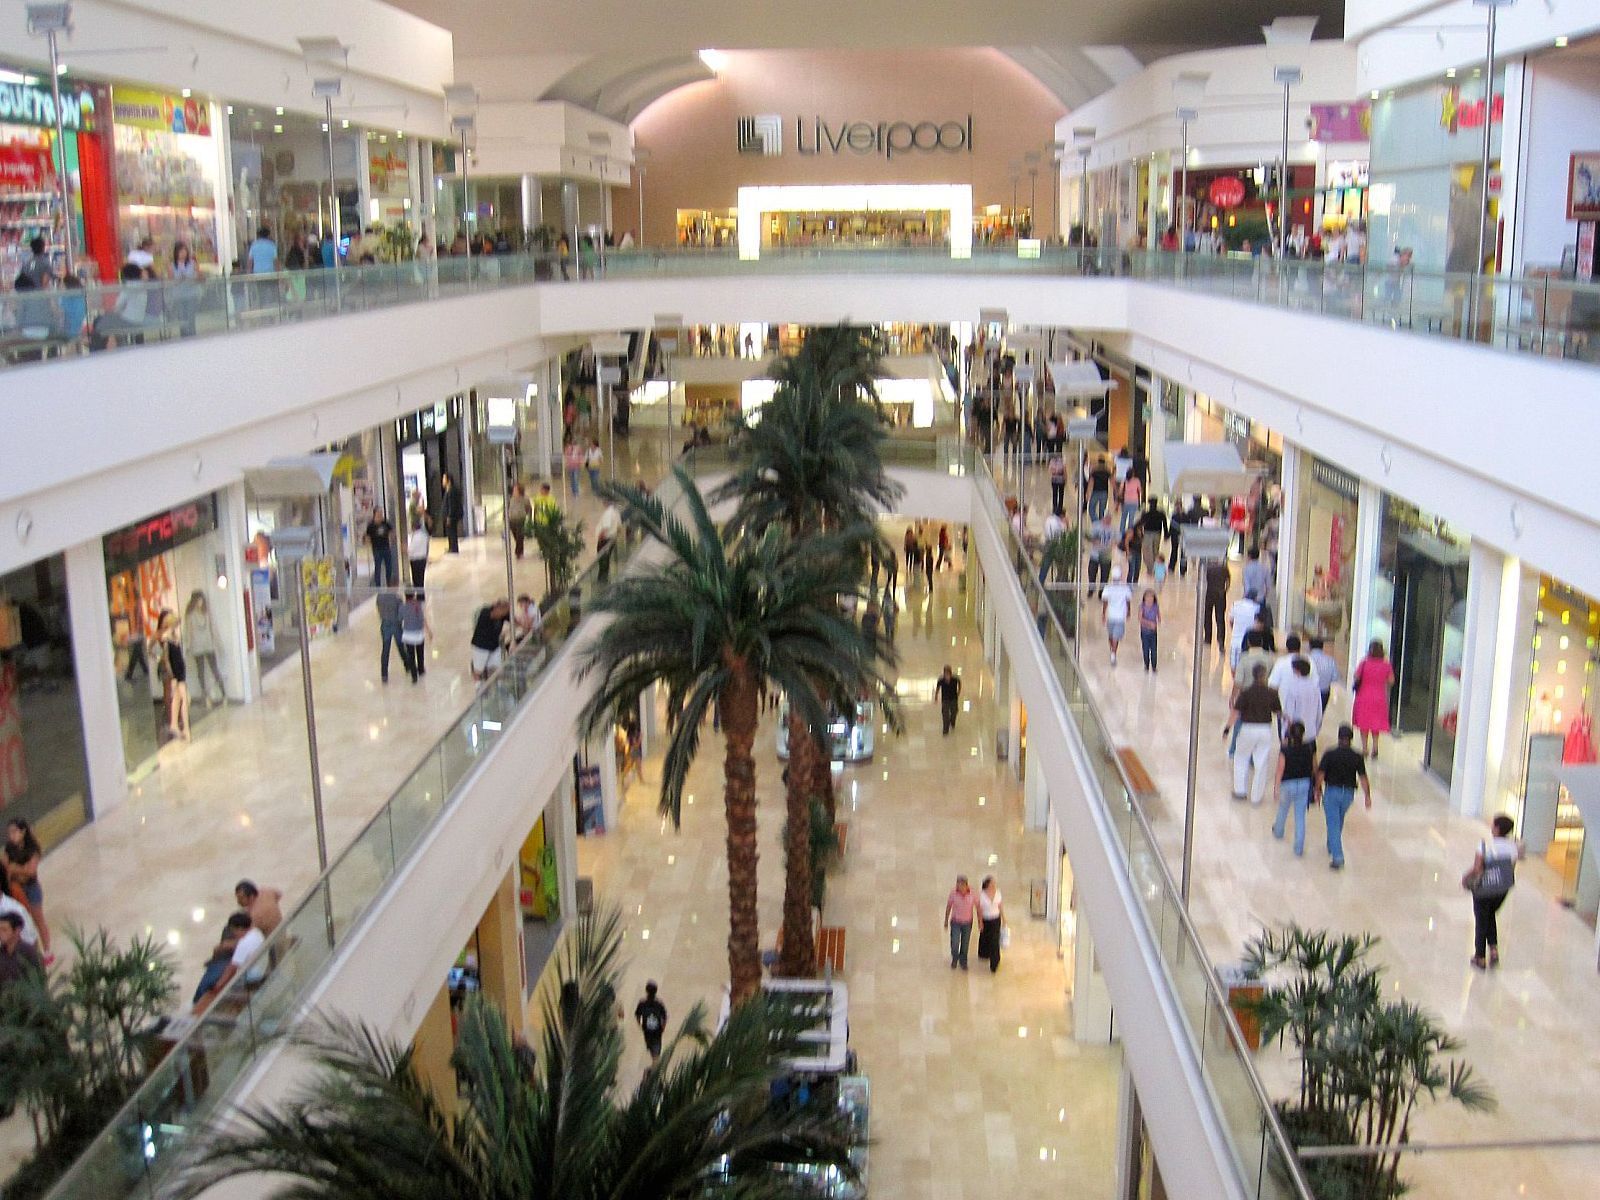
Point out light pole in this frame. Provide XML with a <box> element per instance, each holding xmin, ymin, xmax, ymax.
<box><xmin>454</xmin><ymin>115</ymin><xmax>475</xmax><ymax>265</ymax></box>
<box><xmin>25</xmin><ymin>5</ymin><xmax>77</xmax><ymax>275</ymax></box>
<box><xmin>654</xmin><ymin>312</ymin><xmax>682</xmax><ymax>468</ymax></box>
<box><xmin>1273</xmin><ymin>65</ymin><xmax>1303</xmax><ymax>264</ymax></box>
<box><xmin>485</xmin><ymin>385</ymin><xmax>522</xmax><ymax>604</ymax></box>
<box><xmin>1067</xmin><ymin>414</ymin><xmax>1099</xmax><ymax>663</ymax></box>
<box><xmin>1072</xmin><ymin>126</ymin><xmax>1096</xmax><ymax>260</ymax></box>
<box><xmin>1470</xmin><ymin>0</ymin><xmax>1515</xmax><ymax>336</ymax></box>
<box><xmin>1009</xmin><ymin>160</ymin><xmax>1021</xmax><ymax>237</ymax></box>
<box><xmin>1178</xmin><ymin>525</ymin><xmax>1232</xmax><ymax>906</ymax></box>
<box><xmin>1177</xmin><ymin>107</ymin><xmax>1196</xmax><ymax>258</ymax></box>
<box><xmin>1025</xmin><ymin>150</ymin><xmax>1040</xmax><ymax>237</ymax></box>
<box><xmin>633</xmin><ymin>146</ymin><xmax>651</xmax><ymax>246</ymax></box>
<box><xmin>1049</xmin><ymin>141</ymin><xmax>1065</xmax><ymax>245</ymax></box>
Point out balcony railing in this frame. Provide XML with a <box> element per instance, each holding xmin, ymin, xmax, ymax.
<box><xmin>0</xmin><ymin>247</ymin><xmax>1594</xmax><ymax>370</ymax></box>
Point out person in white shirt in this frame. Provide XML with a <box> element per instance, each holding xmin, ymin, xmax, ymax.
<box><xmin>0</xmin><ymin>893</ymin><xmax>39</xmax><ymax>946</ymax></box>
<box><xmin>976</xmin><ymin>876</ymin><xmax>1006</xmax><ymax>973</ymax></box>
<box><xmin>1042</xmin><ymin>510</ymin><xmax>1066</xmax><ymax>544</ymax></box>
<box><xmin>1228</xmin><ymin>595</ymin><xmax>1260</xmax><ymax>670</ymax></box>
<box><xmin>1100</xmin><ymin>564</ymin><xmax>1134</xmax><ymax>667</ymax></box>
<box><xmin>1307</xmin><ymin>637</ymin><xmax>1341</xmax><ymax>711</ymax></box>
<box><xmin>1267</xmin><ymin>634</ymin><xmax>1307</xmax><ymax>694</ymax></box>
<box><xmin>195</xmin><ymin>912</ymin><xmax>267</xmax><ymax>1012</ymax></box>
<box><xmin>1278</xmin><ymin>657</ymin><xmax>1325</xmax><ymax>742</ymax></box>
<box><xmin>407</xmin><ymin>517</ymin><xmax>432</xmax><ymax>589</ymax></box>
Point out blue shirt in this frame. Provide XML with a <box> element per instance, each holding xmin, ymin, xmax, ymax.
<box><xmin>247</xmin><ymin>238</ymin><xmax>277</xmax><ymax>274</ymax></box>
<box><xmin>1242</xmin><ymin>559</ymin><xmax>1269</xmax><ymax>601</ymax></box>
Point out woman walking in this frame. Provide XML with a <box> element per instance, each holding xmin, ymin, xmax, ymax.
<box><xmin>158</xmin><ymin>610</ymin><xmax>191</xmax><ymax>741</ymax></box>
<box><xmin>5</xmin><ymin>819</ymin><xmax>51</xmax><ymax>965</ymax></box>
<box><xmin>1463</xmin><ymin>814</ymin><xmax>1521</xmax><ymax>970</ymax></box>
<box><xmin>184</xmin><ymin>590</ymin><xmax>227</xmax><ymax>704</ymax></box>
<box><xmin>407</xmin><ymin>514</ymin><xmax>431</xmax><ymax>589</ymax></box>
<box><xmin>1350</xmin><ymin>640</ymin><xmax>1394</xmax><ymax>758</ymax></box>
<box><xmin>398</xmin><ymin>590</ymin><xmax>432</xmax><ymax>683</ymax></box>
<box><xmin>1271</xmin><ymin>720</ymin><xmax>1317</xmax><ymax>857</ymax></box>
<box><xmin>976</xmin><ymin>876</ymin><xmax>1006</xmax><ymax>973</ymax></box>
<box><xmin>1138</xmin><ymin>588</ymin><xmax>1160</xmax><ymax>672</ymax></box>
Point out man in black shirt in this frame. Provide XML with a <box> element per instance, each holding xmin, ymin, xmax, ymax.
<box><xmin>1087</xmin><ymin>458</ymin><xmax>1113</xmax><ymax>521</ymax></box>
<box><xmin>1226</xmin><ymin>664</ymin><xmax>1280</xmax><ymax>805</ymax></box>
<box><xmin>1202</xmin><ymin>558</ymin><xmax>1230</xmax><ymax>647</ymax></box>
<box><xmin>634</xmin><ymin>980</ymin><xmax>667</xmax><ymax>1063</ymax></box>
<box><xmin>470</xmin><ymin>599</ymin><xmax>512</xmax><ymax>682</ymax></box>
<box><xmin>935</xmin><ymin>666</ymin><xmax>962</xmax><ymax>735</ymax></box>
<box><xmin>1315</xmin><ymin>724</ymin><xmax>1372</xmax><ymax>870</ymax></box>
<box><xmin>1138</xmin><ymin>499</ymin><xmax>1167</xmax><ymax>578</ymax></box>
<box><xmin>0</xmin><ymin>911</ymin><xmax>42</xmax><ymax>990</ymax></box>
<box><xmin>365</xmin><ymin>509</ymin><xmax>397</xmax><ymax>587</ymax></box>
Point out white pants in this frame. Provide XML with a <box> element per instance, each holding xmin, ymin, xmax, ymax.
<box><xmin>1233</xmin><ymin>723</ymin><xmax>1278</xmax><ymax>806</ymax></box>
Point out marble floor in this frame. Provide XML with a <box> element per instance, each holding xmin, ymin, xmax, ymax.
<box><xmin>577</xmin><ymin>526</ymin><xmax>1123</xmax><ymax>1200</ymax></box>
<box><xmin>1000</xmin><ymin>460</ymin><xmax>1600</xmax><ymax>1198</ymax></box>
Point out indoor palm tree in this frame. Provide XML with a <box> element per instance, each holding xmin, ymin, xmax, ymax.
<box><xmin>578</xmin><ymin>468</ymin><xmax>892</xmax><ymax>1002</ymax></box>
<box><xmin>715</xmin><ymin>330</ymin><xmax>903</xmax><ymax>977</ymax></box>
<box><xmin>173</xmin><ymin>908</ymin><xmax>857</xmax><ymax>1200</ymax></box>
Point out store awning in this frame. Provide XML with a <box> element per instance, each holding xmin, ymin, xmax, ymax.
<box><xmin>1048</xmin><ymin>360</ymin><xmax>1112</xmax><ymax>398</ymax></box>
<box><xmin>1162</xmin><ymin>442</ymin><xmax>1258</xmax><ymax>497</ymax></box>
<box><xmin>243</xmin><ymin>453</ymin><xmax>343</xmax><ymax>500</ymax></box>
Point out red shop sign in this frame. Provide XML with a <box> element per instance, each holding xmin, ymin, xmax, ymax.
<box><xmin>1209</xmin><ymin>177</ymin><xmax>1246</xmax><ymax>209</ymax></box>
<box><xmin>0</xmin><ymin>144</ymin><xmax>52</xmax><ymax>191</ymax></box>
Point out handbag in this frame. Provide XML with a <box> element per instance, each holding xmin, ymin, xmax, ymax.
<box><xmin>1463</xmin><ymin>842</ymin><xmax>1515</xmax><ymax>898</ymax></box>
<box><xmin>1000</xmin><ymin>926</ymin><xmax>1011</xmax><ymax>950</ymax></box>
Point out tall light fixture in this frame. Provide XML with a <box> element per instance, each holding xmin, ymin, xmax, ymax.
<box><xmin>1471</xmin><ymin>0</ymin><xmax>1515</xmax><ymax>334</ymax></box>
<box><xmin>1178</xmin><ymin>525</ymin><xmax>1232</xmax><ymax>906</ymax></box>
<box><xmin>311</xmin><ymin>79</ymin><xmax>342</xmax><ymax>255</ymax></box>
<box><xmin>1009</xmin><ymin>159</ymin><xmax>1021</xmax><ymax>235</ymax></box>
<box><xmin>1172</xmin><ymin>72</ymin><xmax>1209</xmax><ymax>258</ymax></box>
<box><xmin>24</xmin><ymin>4</ymin><xmax>75</xmax><ymax>275</ymax></box>
<box><xmin>444</xmin><ymin>83</ymin><xmax>478</xmax><ymax>262</ymax></box>
<box><xmin>1049</xmin><ymin>140</ymin><xmax>1065</xmax><ymax>245</ymax></box>
<box><xmin>1072</xmin><ymin>126</ymin><xmax>1096</xmax><ymax>253</ymax></box>
<box><xmin>1024</xmin><ymin>150</ymin><xmax>1041</xmax><ymax>236</ymax></box>
<box><xmin>1273</xmin><ymin>65</ymin><xmax>1303</xmax><ymax>263</ymax></box>
<box><xmin>633</xmin><ymin>146</ymin><xmax>651</xmax><ymax>245</ymax></box>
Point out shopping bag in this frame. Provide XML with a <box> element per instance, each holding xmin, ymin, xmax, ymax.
<box><xmin>1000</xmin><ymin>927</ymin><xmax>1011</xmax><ymax>949</ymax></box>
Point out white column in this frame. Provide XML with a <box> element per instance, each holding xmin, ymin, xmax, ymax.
<box><xmin>1044</xmin><ymin>807</ymin><xmax>1063</xmax><ymax>925</ymax></box>
<box><xmin>638</xmin><ymin>684</ymin><xmax>659</xmax><ymax>760</ymax></box>
<box><xmin>546</xmin><ymin>772</ymin><xmax>579</xmax><ymax>921</ymax></box>
<box><xmin>1274</xmin><ymin>442</ymin><xmax>1302</xmax><ymax>635</ymax></box>
<box><xmin>1006</xmin><ymin>682</ymin><xmax>1023</xmax><ymax>781</ymax></box>
<box><xmin>1114</xmin><ymin>1062</ymin><xmax>1140</xmax><ymax>1200</ymax></box>
<box><xmin>62</xmin><ymin>539</ymin><xmax>128</xmax><ymax>817</ymax></box>
<box><xmin>1345</xmin><ymin>481</ymin><xmax>1386</xmax><ymax>680</ymax></box>
<box><xmin>217</xmin><ymin>482</ymin><xmax>260</xmax><ymax>704</ymax></box>
<box><xmin>1452</xmin><ymin>541</ymin><xmax>1523</xmax><ymax>817</ymax></box>
<box><xmin>595</xmin><ymin>730</ymin><xmax>621</xmax><ymax>832</ymax></box>
<box><xmin>1023</xmin><ymin>741</ymin><xmax>1049</xmax><ymax>831</ymax></box>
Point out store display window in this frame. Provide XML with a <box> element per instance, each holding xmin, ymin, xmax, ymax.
<box><xmin>0</xmin><ymin>555</ymin><xmax>90</xmax><ymax>847</ymax></box>
<box><xmin>1289</xmin><ymin>456</ymin><xmax>1360</xmax><ymax>660</ymax></box>
<box><xmin>677</xmin><ymin>207</ymin><xmax>736</xmax><ymax>247</ymax></box>
<box><xmin>111</xmin><ymin>87</ymin><xmax>223</xmax><ymax>268</ymax></box>
<box><xmin>103</xmin><ymin>494</ymin><xmax>240</xmax><ymax>778</ymax></box>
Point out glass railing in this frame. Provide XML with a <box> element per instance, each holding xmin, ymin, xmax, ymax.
<box><xmin>2</xmin><ymin>246</ymin><xmax>1594</xmax><ymax>371</ymax></box>
<box><xmin>966</xmin><ymin>451</ymin><xmax>1314</xmax><ymax>1200</ymax></box>
<box><xmin>40</xmin><ymin>522</ymin><xmax>644</xmax><ymax>1200</ymax></box>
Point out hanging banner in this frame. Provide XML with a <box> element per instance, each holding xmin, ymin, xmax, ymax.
<box><xmin>576</xmin><ymin>763</ymin><xmax>605</xmax><ymax>834</ymax></box>
<box><xmin>0</xmin><ymin>144</ymin><xmax>52</xmax><ymax>190</ymax></box>
<box><xmin>112</xmin><ymin>87</ymin><xmax>211</xmax><ymax>136</ymax></box>
<box><xmin>250</xmin><ymin>568</ymin><xmax>275</xmax><ymax>656</ymax></box>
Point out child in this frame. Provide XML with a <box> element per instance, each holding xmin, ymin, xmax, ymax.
<box><xmin>1139</xmin><ymin>589</ymin><xmax>1161</xmax><ymax>672</ymax></box>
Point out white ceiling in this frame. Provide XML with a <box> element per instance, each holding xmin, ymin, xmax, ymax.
<box><xmin>387</xmin><ymin>0</ymin><xmax>1342</xmax><ymax>118</ymax></box>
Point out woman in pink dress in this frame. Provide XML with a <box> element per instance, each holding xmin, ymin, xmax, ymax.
<box><xmin>1350</xmin><ymin>640</ymin><xmax>1395</xmax><ymax>758</ymax></box>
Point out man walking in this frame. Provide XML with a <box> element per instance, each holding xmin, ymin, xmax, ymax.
<box><xmin>365</xmin><ymin>508</ymin><xmax>397</xmax><ymax>587</ymax></box>
<box><xmin>944</xmin><ymin>875</ymin><xmax>976</xmax><ymax>969</ymax></box>
<box><xmin>1100</xmin><ymin>565</ymin><xmax>1134</xmax><ymax>667</ymax></box>
<box><xmin>1225</xmin><ymin>664</ymin><xmax>1281</xmax><ymax>805</ymax></box>
<box><xmin>0</xmin><ymin>911</ymin><xmax>42</xmax><ymax>992</ymax></box>
<box><xmin>1308</xmin><ymin>637</ymin><xmax>1341</xmax><ymax>712</ymax></box>
<box><xmin>470</xmin><ymin>599</ymin><xmax>513</xmax><ymax>682</ymax></box>
<box><xmin>1315</xmin><ymin>725</ymin><xmax>1371</xmax><ymax>870</ymax></box>
<box><xmin>375</xmin><ymin>584</ymin><xmax>403</xmax><ymax>683</ymax></box>
<box><xmin>633</xmin><ymin>980</ymin><xmax>668</xmax><ymax>1064</ymax></box>
<box><xmin>935</xmin><ymin>665</ymin><xmax>962</xmax><ymax>735</ymax></box>
<box><xmin>1202</xmin><ymin>556</ymin><xmax>1229</xmax><ymax>648</ymax></box>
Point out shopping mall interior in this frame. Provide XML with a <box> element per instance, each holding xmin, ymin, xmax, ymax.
<box><xmin>1</xmin><ymin>1</ymin><xmax>1600</xmax><ymax>1198</ymax></box>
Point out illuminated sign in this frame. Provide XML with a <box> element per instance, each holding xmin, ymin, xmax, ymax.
<box><xmin>0</xmin><ymin>80</ymin><xmax>96</xmax><ymax>131</ymax></box>
<box><xmin>1440</xmin><ymin>87</ymin><xmax>1503</xmax><ymax>134</ymax></box>
<box><xmin>103</xmin><ymin>496</ymin><xmax>217</xmax><ymax>574</ymax></box>
<box><xmin>112</xmin><ymin>87</ymin><xmax>211</xmax><ymax>136</ymax></box>
<box><xmin>789</xmin><ymin>116</ymin><xmax>972</xmax><ymax>159</ymax></box>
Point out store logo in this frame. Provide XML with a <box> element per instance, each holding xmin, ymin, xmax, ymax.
<box><xmin>794</xmin><ymin>116</ymin><xmax>973</xmax><ymax>160</ymax></box>
<box><xmin>1440</xmin><ymin>86</ymin><xmax>1503</xmax><ymax>134</ymax></box>
<box><xmin>0</xmin><ymin>82</ymin><xmax>95</xmax><ymax>131</ymax></box>
<box><xmin>737</xmin><ymin>114</ymin><xmax>782</xmax><ymax>157</ymax></box>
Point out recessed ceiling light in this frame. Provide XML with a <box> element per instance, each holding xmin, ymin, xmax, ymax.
<box><xmin>180</xmin><ymin>87</ymin><xmax>192</xmax><ymax>98</ymax></box>
<box><xmin>273</xmin><ymin>124</ymin><xmax>283</xmax><ymax>134</ymax></box>
<box><xmin>1555</xmin><ymin>36</ymin><xmax>1569</xmax><ymax>48</ymax></box>
<box><xmin>341</xmin><ymin>119</ymin><xmax>350</xmax><ymax>128</ymax></box>
<box><xmin>1445</xmin><ymin>67</ymin><xmax>1456</xmax><ymax>78</ymax></box>
<box><xmin>275</xmin><ymin>106</ymin><xmax>284</xmax><ymax>115</ymax></box>
<box><xmin>698</xmin><ymin>48</ymin><xmax>727</xmax><ymax>73</ymax></box>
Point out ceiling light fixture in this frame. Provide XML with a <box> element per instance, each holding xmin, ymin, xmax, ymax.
<box><xmin>1555</xmin><ymin>35</ymin><xmax>1569</xmax><ymax>47</ymax></box>
<box><xmin>698</xmin><ymin>48</ymin><xmax>728</xmax><ymax>73</ymax></box>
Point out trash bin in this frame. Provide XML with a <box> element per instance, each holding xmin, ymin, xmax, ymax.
<box><xmin>1216</xmin><ymin>962</ymin><xmax>1264</xmax><ymax>1051</ymax></box>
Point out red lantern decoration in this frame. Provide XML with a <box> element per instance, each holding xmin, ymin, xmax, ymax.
<box><xmin>1209</xmin><ymin>177</ymin><xmax>1246</xmax><ymax>209</ymax></box>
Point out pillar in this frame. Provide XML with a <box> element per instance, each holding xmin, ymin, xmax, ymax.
<box><xmin>1023</xmin><ymin>739</ymin><xmax>1049</xmax><ymax>831</ymax></box>
<box><xmin>216</xmin><ymin>482</ymin><xmax>260</xmax><ymax>704</ymax></box>
<box><xmin>596</xmin><ymin>728</ymin><xmax>621</xmax><ymax>831</ymax></box>
<box><xmin>1452</xmin><ymin>541</ymin><xmax>1524</xmax><ymax>817</ymax></box>
<box><xmin>1273</xmin><ymin>442</ymin><xmax>1302</xmax><ymax>636</ymax></box>
<box><xmin>1006</xmin><ymin>681</ymin><xmax>1023</xmax><ymax>782</ymax></box>
<box><xmin>1045</xmin><ymin>807</ymin><xmax>1063</xmax><ymax>925</ymax></box>
<box><xmin>547</xmin><ymin>774</ymin><xmax>579</xmax><ymax>920</ymax></box>
<box><xmin>1114</xmin><ymin>1059</ymin><xmax>1141</xmax><ymax>1200</ymax></box>
<box><xmin>1072</xmin><ymin>900</ymin><xmax>1113</xmax><ymax>1044</ymax></box>
<box><xmin>473</xmin><ymin>864</ymin><xmax>528</xmax><ymax>1040</ymax></box>
<box><xmin>409</xmin><ymin>982</ymin><xmax>458</xmax><ymax>1111</ymax></box>
<box><xmin>638</xmin><ymin>684</ymin><xmax>660</xmax><ymax>760</ymax></box>
<box><xmin>1345</xmin><ymin>481</ymin><xmax>1386</xmax><ymax>680</ymax></box>
<box><xmin>63</xmin><ymin>537</ymin><xmax>128</xmax><ymax>817</ymax></box>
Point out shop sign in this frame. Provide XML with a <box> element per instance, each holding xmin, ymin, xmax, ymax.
<box><xmin>1440</xmin><ymin>87</ymin><xmax>1502</xmax><ymax>135</ymax></box>
<box><xmin>368</xmin><ymin>149</ymin><xmax>408</xmax><ymax>194</ymax></box>
<box><xmin>103</xmin><ymin>496</ymin><xmax>218</xmax><ymax>575</ymax></box>
<box><xmin>1312</xmin><ymin>457</ymin><xmax>1360</xmax><ymax>502</ymax></box>
<box><xmin>1209</xmin><ymin>177</ymin><xmax>1245</xmax><ymax>208</ymax></box>
<box><xmin>0</xmin><ymin>80</ymin><xmax>96</xmax><ymax>131</ymax></box>
<box><xmin>1309</xmin><ymin>102</ymin><xmax>1371</xmax><ymax>143</ymax></box>
<box><xmin>111</xmin><ymin>87</ymin><xmax>210</xmax><ymax>136</ymax></box>
<box><xmin>781</xmin><ymin>114</ymin><xmax>974</xmax><ymax>160</ymax></box>
<box><xmin>0</xmin><ymin>143</ymin><xmax>52</xmax><ymax>189</ymax></box>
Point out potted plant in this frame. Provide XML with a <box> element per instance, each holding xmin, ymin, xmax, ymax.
<box><xmin>528</xmin><ymin>506</ymin><xmax>586</xmax><ymax>610</ymax></box>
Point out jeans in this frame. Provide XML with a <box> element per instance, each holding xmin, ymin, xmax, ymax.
<box><xmin>1121</xmin><ymin>501</ymin><xmax>1139</xmax><ymax>534</ymax></box>
<box><xmin>941</xmin><ymin>700</ymin><xmax>958</xmax><ymax>735</ymax></box>
<box><xmin>1203</xmin><ymin>591</ymin><xmax>1227</xmax><ymax>645</ymax></box>
<box><xmin>1272</xmin><ymin>777</ymin><xmax>1312</xmax><ymax>854</ymax></box>
<box><xmin>948</xmin><ymin>920</ymin><xmax>971</xmax><ymax>967</ymax></box>
<box><xmin>588</xmin><ymin>466</ymin><xmax>601</xmax><ymax>491</ymax></box>
<box><xmin>568</xmin><ymin>468</ymin><xmax>581</xmax><ymax>497</ymax></box>
<box><xmin>1473</xmin><ymin>892</ymin><xmax>1507</xmax><ymax>959</ymax></box>
<box><xmin>1322</xmin><ymin>785</ymin><xmax>1354</xmax><ymax>865</ymax></box>
<box><xmin>379</xmin><ymin>622</ymin><xmax>401</xmax><ymax>679</ymax></box>
<box><xmin>372</xmin><ymin>546</ymin><xmax>396</xmax><ymax>587</ymax></box>
<box><xmin>1050</xmin><ymin>480</ymin><xmax>1066</xmax><ymax>514</ymax></box>
<box><xmin>1088</xmin><ymin>491</ymin><xmax>1108</xmax><ymax>521</ymax></box>
<box><xmin>410</xmin><ymin>557</ymin><xmax>428</xmax><ymax>589</ymax></box>
<box><xmin>1233</xmin><ymin>724</ymin><xmax>1277</xmax><ymax>805</ymax></box>
<box><xmin>1140</xmin><ymin>628</ymin><xmax>1158</xmax><ymax>669</ymax></box>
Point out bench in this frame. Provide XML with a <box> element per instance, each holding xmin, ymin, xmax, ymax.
<box><xmin>1116</xmin><ymin>748</ymin><xmax>1158</xmax><ymax>802</ymax></box>
<box><xmin>815</xmin><ymin>926</ymin><xmax>846</xmax><ymax>975</ymax></box>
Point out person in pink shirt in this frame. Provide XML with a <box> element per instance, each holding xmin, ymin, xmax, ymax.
<box><xmin>943</xmin><ymin>875</ymin><xmax>976</xmax><ymax>970</ymax></box>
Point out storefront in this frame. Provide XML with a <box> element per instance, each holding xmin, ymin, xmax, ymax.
<box><xmin>243</xmin><ymin>457</ymin><xmax>351</xmax><ymax>671</ymax></box>
<box><xmin>1287</xmin><ymin>456</ymin><xmax>1361</xmax><ymax>661</ymax></box>
<box><xmin>104</xmin><ymin>493</ymin><xmax>242</xmax><ymax>779</ymax></box>
<box><xmin>0</xmin><ymin>555</ymin><xmax>91</xmax><ymax>846</ymax></box>
<box><xmin>0</xmin><ymin>70</ymin><xmax>118</xmax><ymax>282</ymax></box>
<box><xmin>677</xmin><ymin>206</ymin><xmax>736</xmax><ymax>248</ymax></box>
<box><xmin>110</xmin><ymin>86</ymin><xmax>227</xmax><ymax>270</ymax></box>
<box><xmin>1366</xmin><ymin>495</ymin><xmax>1470</xmax><ymax>784</ymax></box>
<box><xmin>736</xmin><ymin>184</ymin><xmax>973</xmax><ymax>259</ymax></box>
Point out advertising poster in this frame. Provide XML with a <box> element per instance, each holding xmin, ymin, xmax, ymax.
<box><xmin>250</xmin><ymin>568</ymin><xmax>275</xmax><ymax>656</ymax></box>
<box><xmin>577</xmin><ymin>763</ymin><xmax>605</xmax><ymax>834</ymax></box>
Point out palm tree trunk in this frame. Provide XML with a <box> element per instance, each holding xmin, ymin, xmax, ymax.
<box><xmin>778</xmin><ymin>707</ymin><xmax>819</xmax><ymax>978</ymax></box>
<box><xmin>809</xmin><ymin>731</ymin><xmax>837</xmax><ymax>822</ymax></box>
<box><xmin>720</xmin><ymin>659</ymin><xmax>764</xmax><ymax>1005</ymax></box>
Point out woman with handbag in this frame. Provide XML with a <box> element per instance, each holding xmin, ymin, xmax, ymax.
<box><xmin>976</xmin><ymin>876</ymin><xmax>1006</xmax><ymax>974</ymax></box>
<box><xmin>1462</xmin><ymin>814</ymin><xmax>1521</xmax><ymax>970</ymax></box>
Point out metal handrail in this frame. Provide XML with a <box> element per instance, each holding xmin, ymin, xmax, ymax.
<box><xmin>972</xmin><ymin>451</ymin><xmax>1317</xmax><ymax>1200</ymax></box>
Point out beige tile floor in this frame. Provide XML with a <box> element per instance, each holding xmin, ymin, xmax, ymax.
<box><xmin>577</xmin><ymin>526</ymin><xmax>1123</xmax><ymax>1200</ymax></box>
<box><xmin>1003</xmin><ymin>461</ymin><xmax>1600</xmax><ymax>1198</ymax></box>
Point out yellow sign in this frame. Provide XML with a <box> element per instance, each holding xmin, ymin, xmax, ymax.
<box><xmin>112</xmin><ymin>87</ymin><xmax>211</xmax><ymax>136</ymax></box>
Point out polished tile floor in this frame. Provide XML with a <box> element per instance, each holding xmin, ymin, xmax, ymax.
<box><xmin>1002</xmin><ymin>460</ymin><xmax>1600</xmax><ymax>1199</ymax></box>
<box><xmin>577</xmin><ymin>527</ymin><xmax>1123</xmax><ymax>1200</ymax></box>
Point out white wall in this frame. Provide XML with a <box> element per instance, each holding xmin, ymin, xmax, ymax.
<box><xmin>0</xmin><ymin>0</ymin><xmax>451</xmax><ymax>136</ymax></box>
<box><xmin>1355</xmin><ymin>0</ymin><xmax>1600</xmax><ymax>95</ymax></box>
<box><xmin>472</xmin><ymin>101</ymin><xmax>631</xmax><ymax>183</ymax></box>
<box><xmin>1510</xmin><ymin>50</ymin><xmax>1600</xmax><ymax>271</ymax></box>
